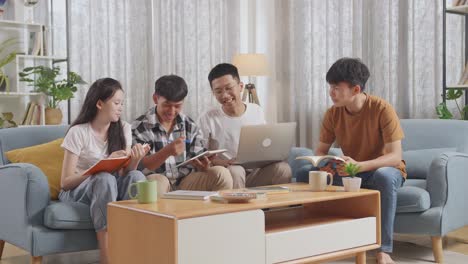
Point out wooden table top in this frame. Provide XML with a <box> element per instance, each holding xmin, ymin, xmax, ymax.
<box><xmin>108</xmin><ymin>183</ymin><xmax>379</xmax><ymax>219</ymax></box>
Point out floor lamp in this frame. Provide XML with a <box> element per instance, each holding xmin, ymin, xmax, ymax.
<box><xmin>232</xmin><ymin>53</ymin><xmax>269</xmax><ymax>106</ymax></box>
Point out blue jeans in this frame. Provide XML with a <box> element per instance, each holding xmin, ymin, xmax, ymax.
<box><xmin>59</xmin><ymin>170</ymin><xmax>146</xmax><ymax>231</ymax></box>
<box><xmin>289</xmin><ymin>148</ymin><xmax>404</xmax><ymax>253</ymax></box>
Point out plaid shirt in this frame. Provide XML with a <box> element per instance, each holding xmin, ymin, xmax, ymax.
<box><xmin>131</xmin><ymin>106</ymin><xmax>206</xmax><ymax>184</ymax></box>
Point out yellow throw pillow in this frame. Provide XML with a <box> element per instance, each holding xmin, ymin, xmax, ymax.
<box><xmin>5</xmin><ymin>138</ymin><xmax>64</xmax><ymax>200</ymax></box>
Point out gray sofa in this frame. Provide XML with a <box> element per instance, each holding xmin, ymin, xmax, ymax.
<box><xmin>0</xmin><ymin>125</ymin><xmax>97</xmax><ymax>264</ymax></box>
<box><xmin>288</xmin><ymin>119</ymin><xmax>468</xmax><ymax>263</ymax></box>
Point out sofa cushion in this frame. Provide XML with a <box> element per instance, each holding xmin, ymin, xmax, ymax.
<box><xmin>403</xmin><ymin>148</ymin><xmax>455</xmax><ymax>179</ymax></box>
<box><xmin>396</xmin><ymin>186</ymin><xmax>431</xmax><ymax>213</ymax></box>
<box><xmin>44</xmin><ymin>202</ymin><xmax>94</xmax><ymax>230</ymax></box>
<box><xmin>5</xmin><ymin>138</ymin><xmax>64</xmax><ymax>200</ymax></box>
<box><xmin>403</xmin><ymin>179</ymin><xmax>427</xmax><ymax>189</ymax></box>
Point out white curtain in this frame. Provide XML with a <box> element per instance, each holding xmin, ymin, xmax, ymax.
<box><xmin>68</xmin><ymin>0</ymin><xmax>239</xmax><ymax>122</ymax></box>
<box><xmin>152</xmin><ymin>0</ymin><xmax>240</xmax><ymax>118</ymax></box>
<box><xmin>276</xmin><ymin>0</ymin><xmax>464</xmax><ymax>149</ymax></box>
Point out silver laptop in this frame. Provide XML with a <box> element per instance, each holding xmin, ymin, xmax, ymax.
<box><xmin>234</xmin><ymin>122</ymin><xmax>296</xmax><ymax>169</ymax></box>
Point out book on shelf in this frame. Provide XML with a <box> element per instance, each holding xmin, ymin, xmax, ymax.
<box><xmin>28</xmin><ymin>31</ymin><xmax>42</xmax><ymax>56</ymax></box>
<box><xmin>32</xmin><ymin>104</ymin><xmax>41</xmax><ymax>125</ymax></box>
<box><xmin>29</xmin><ymin>103</ymin><xmax>38</xmax><ymax>125</ymax></box>
<box><xmin>295</xmin><ymin>155</ymin><xmax>345</xmax><ymax>168</ymax></box>
<box><xmin>458</xmin><ymin>63</ymin><xmax>468</xmax><ymax>85</ymax></box>
<box><xmin>82</xmin><ymin>156</ymin><xmax>131</xmax><ymax>176</ymax></box>
<box><xmin>161</xmin><ymin>190</ymin><xmax>218</xmax><ymax>200</ymax></box>
<box><xmin>22</xmin><ymin>102</ymin><xmax>37</xmax><ymax>125</ymax></box>
<box><xmin>21</xmin><ymin>102</ymin><xmax>32</xmax><ymax>125</ymax></box>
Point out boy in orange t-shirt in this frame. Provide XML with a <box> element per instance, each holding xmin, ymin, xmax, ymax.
<box><xmin>295</xmin><ymin>58</ymin><xmax>405</xmax><ymax>264</ymax></box>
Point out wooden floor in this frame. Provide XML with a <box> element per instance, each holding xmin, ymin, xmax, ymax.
<box><xmin>2</xmin><ymin>227</ymin><xmax>468</xmax><ymax>263</ymax></box>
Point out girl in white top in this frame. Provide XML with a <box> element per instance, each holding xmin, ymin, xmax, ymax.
<box><xmin>59</xmin><ymin>78</ymin><xmax>148</xmax><ymax>264</ymax></box>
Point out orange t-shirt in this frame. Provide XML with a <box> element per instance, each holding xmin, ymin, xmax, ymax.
<box><xmin>319</xmin><ymin>94</ymin><xmax>406</xmax><ymax>178</ymax></box>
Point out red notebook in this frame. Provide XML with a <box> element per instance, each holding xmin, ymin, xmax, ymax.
<box><xmin>82</xmin><ymin>156</ymin><xmax>131</xmax><ymax>176</ymax></box>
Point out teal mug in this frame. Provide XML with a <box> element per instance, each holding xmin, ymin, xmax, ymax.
<box><xmin>128</xmin><ymin>180</ymin><xmax>157</xmax><ymax>204</ymax></box>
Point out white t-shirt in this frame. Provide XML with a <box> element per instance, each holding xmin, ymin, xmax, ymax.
<box><xmin>61</xmin><ymin>122</ymin><xmax>132</xmax><ymax>175</ymax></box>
<box><xmin>197</xmin><ymin>103</ymin><xmax>266</xmax><ymax>159</ymax></box>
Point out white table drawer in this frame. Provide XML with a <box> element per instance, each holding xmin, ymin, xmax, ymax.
<box><xmin>265</xmin><ymin>217</ymin><xmax>376</xmax><ymax>263</ymax></box>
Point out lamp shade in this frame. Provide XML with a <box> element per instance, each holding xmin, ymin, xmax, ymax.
<box><xmin>232</xmin><ymin>53</ymin><xmax>269</xmax><ymax>76</ymax></box>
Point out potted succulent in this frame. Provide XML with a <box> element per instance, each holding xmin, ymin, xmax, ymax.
<box><xmin>19</xmin><ymin>65</ymin><xmax>86</xmax><ymax>124</ymax></box>
<box><xmin>342</xmin><ymin>163</ymin><xmax>362</xmax><ymax>192</ymax></box>
<box><xmin>0</xmin><ymin>38</ymin><xmax>19</xmax><ymax>92</ymax></box>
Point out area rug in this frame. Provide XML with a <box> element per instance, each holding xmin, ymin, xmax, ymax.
<box><xmin>330</xmin><ymin>240</ymin><xmax>468</xmax><ymax>263</ymax></box>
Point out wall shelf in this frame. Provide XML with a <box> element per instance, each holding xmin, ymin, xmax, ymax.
<box><xmin>0</xmin><ymin>2</ymin><xmax>69</xmax><ymax>126</ymax></box>
<box><xmin>16</xmin><ymin>54</ymin><xmax>67</xmax><ymax>61</ymax></box>
<box><xmin>0</xmin><ymin>19</ymin><xmax>42</xmax><ymax>32</ymax></box>
<box><xmin>446</xmin><ymin>5</ymin><xmax>468</xmax><ymax>15</ymax></box>
<box><xmin>0</xmin><ymin>92</ymin><xmax>44</xmax><ymax>97</ymax></box>
<box><xmin>446</xmin><ymin>84</ymin><xmax>468</xmax><ymax>89</ymax></box>
<box><xmin>443</xmin><ymin>3</ymin><xmax>468</xmax><ymax>119</ymax></box>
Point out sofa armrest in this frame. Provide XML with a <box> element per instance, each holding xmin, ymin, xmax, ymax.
<box><xmin>427</xmin><ymin>152</ymin><xmax>468</xmax><ymax>207</ymax></box>
<box><xmin>0</xmin><ymin>163</ymin><xmax>50</xmax><ymax>228</ymax></box>
<box><xmin>427</xmin><ymin>152</ymin><xmax>468</xmax><ymax>233</ymax></box>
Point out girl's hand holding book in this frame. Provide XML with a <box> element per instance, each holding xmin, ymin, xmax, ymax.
<box><xmin>130</xmin><ymin>143</ymin><xmax>150</xmax><ymax>162</ymax></box>
<box><xmin>109</xmin><ymin>149</ymin><xmax>128</xmax><ymax>159</ymax></box>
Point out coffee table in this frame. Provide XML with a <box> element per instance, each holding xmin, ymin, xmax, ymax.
<box><xmin>108</xmin><ymin>183</ymin><xmax>380</xmax><ymax>264</ymax></box>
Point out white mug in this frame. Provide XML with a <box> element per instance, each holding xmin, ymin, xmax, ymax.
<box><xmin>308</xmin><ymin>171</ymin><xmax>333</xmax><ymax>191</ymax></box>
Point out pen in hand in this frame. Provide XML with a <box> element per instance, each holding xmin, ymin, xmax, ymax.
<box><xmin>168</xmin><ymin>139</ymin><xmax>192</xmax><ymax>144</ymax></box>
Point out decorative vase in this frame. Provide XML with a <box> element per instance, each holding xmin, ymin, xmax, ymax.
<box><xmin>45</xmin><ymin>108</ymin><xmax>62</xmax><ymax>125</ymax></box>
<box><xmin>342</xmin><ymin>177</ymin><xmax>362</xmax><ymax>192</ymax></box>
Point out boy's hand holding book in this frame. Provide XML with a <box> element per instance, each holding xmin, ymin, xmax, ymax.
<box><xmin>189</xmin><ymin>155</ymin><xmax>214</xmax><ymax>172</ymax></box>
<box><xmin>296</xmin><ymin>155</ymin><xmax>351</xmax><ymax>176</ymax></box>
<box><xmin>212</xmin><ymin>157</ymin><xmax>236</xmax><ymax>167</ymax></box>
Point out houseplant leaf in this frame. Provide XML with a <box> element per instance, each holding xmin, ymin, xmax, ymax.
<box><xmin>446</xmin><ymin>89</ymin><xmax>463</xmax><ymax>100</ymax></box>
<box><xmin>436</xmin><ymin>102</ymin><xmax>454</xmax><ymax>119</ymax></box>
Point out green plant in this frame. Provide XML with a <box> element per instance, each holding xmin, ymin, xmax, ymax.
<box><xmin>19</xmin><ymin>66</ymin><xmax>86</xmax><ymax>109</ymax></box>
<box><xmin>436</xmin><ymin>89</ymin><xmax>468</xmax><ymax>120</ymax></box>
<box><xmin>344</xmin><ymin>163</ymin><xmax>361</xmax><ymax>178</ymax></box>
<box><xmin>0</xmin><ymin>112</ymin><xmax>17</xmax><ymax>129</ymax></box>
<box><xmin>0</xmin><ymin>38</ymin><xmax>19</xmax><ymax>92</ymax></box>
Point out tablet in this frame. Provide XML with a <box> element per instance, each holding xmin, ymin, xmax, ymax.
<box><xmin>175</xmin><ymin>149</ymin><xmax>227</xmax><ymax>168</ymax></box>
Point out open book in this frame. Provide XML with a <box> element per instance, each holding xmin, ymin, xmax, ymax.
<box><xmin>175</xmin><ymin>149</ymin><xmax>227</xmax><ymax>168</ymax></box>
<box><xmin>295</xmin><ymin>155</ymin><xmax>345</xmax><ymax>167</ymax></box>
<box><xmin>161</xmin><ymin>190</ymin><xmax>218</xmax><ymax>200</ymax></box>
<box><xmin>82</xmin><ymin>156</ymin><xmax>131</xmax><ymax>176</ymax></box>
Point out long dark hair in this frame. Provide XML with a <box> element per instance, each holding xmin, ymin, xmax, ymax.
<box><xmin>69</xmin><ymin>78</ymin><xmax>126</xmax><ymax>154</ymax></box>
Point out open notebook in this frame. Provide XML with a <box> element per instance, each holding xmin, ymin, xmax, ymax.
<box><xmin>82</xmin><ymin>156</ymin><xmax>131</xmax><ymax>176</ymax></box>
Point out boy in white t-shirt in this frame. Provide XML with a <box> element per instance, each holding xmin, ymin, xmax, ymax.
<box><xmin>198</xmin><ymin>63</ymin><xmax>291</xmax><ymax>188</ymax></box>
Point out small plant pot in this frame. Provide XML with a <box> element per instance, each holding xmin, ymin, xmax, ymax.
<box><xmin>45</xmin><ymin>108</ymin><xmax>63</xmax><ymax>125</ymax></box>
<box><xmin>342</xmin><ymin>177</ymin><xmax>362</xmax><ymax>192</ymax></box>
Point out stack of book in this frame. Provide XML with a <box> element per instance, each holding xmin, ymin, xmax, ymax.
<box><xmin>21</xmin><ymin>102</ymin><xmax>41</xmax><ymax>125</ymax></box>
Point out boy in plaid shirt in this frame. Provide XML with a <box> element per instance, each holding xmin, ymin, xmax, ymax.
<box><xmin>132</xmin><ymin>75</ymin><xmax>232</xmax><ymax>194</ymax></box>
